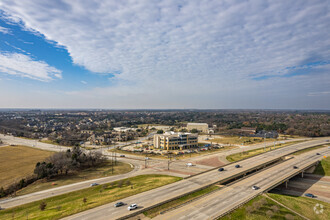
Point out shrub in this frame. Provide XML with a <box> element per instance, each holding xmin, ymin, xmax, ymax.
<box><xmin>39</xmin><ymin>201</ymin><xmax>47</xmax><ymax>211</ymax></box>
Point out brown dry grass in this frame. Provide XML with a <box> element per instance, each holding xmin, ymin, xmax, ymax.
<box><xmin>0</xmin><ymin>145</ymin><xmax>53</xmax><ymax>188</ymax></box>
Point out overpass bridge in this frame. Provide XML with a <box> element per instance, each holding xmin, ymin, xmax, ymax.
<box><xmin>155</xmin><ymin>147</ymin><xmax>330</xmax><ymax>220</ymax></box>
<box><xmin>62</xmin><ymin>138</ymin><xmax>329</xmax><ymax>220</ymax></box>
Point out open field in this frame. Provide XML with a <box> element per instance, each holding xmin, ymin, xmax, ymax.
<box><xmin>226</xmin><ymin>141</ymin><xmax>304</xmax><ymax>162</ymax></box>
<box><xmin>268</xmin><ymin>193</ymin><xmax>330</xmax><ymax>220</ymax></box>
<box><xmin>143</xmin><ymin>185</ymin><xmax>219</xmax><ymax>218</ymax></box>
<box><xmin>220</xmin><ymin>194</ymin><xmax>302</xmax><ymax>220</ymax></box>
<box><xmin>210</xmin><ymin>136</ymin><xmax>276</xmax><ymax>145</ymax></box>
<box><xmin>0</xmin><ymin>175</ymin><xmax>181</xmax><ymax>220</ymax></box>
<box><xmin>16</xmin><ymin>161</ymin><xmax>133</xmax><ymax>196</ymax></box>
<box><xmin>0</xmin><ymin>145</ymin><xmax>53</xmax><ymax>188</ymax></box>
<box><xmin>313</xmin><ymin>155</ymin><xmax>330</xmax><ymax>176</ymax></box>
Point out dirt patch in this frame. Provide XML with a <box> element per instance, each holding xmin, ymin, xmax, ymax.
<box><xmin>195</xmin><ymin>156</ymin><xmax>225</xmax><ymax>167</ymax></box>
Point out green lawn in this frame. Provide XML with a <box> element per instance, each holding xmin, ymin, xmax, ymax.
<box><xmin>220</xmin><ymin>195</ymin><xmax>302</xmax><ymax>220</ymax></box>
<box><xmin>268</xmin><ymin>193</ymin><xmax>330</xmax><ymax>220</ymax></box>
<box><xmin>16</xmin><ymin>161</ymin><xmax>133</xmax><ymax>196</ymax></box>
<box><xmin>0</xmin><ymin>175</ymin><xmax>182</xmax><ymax>220</ymax></box>
<box><xmin>226</xmin><ymin>141</ymin><xmax>304</xmax><ymax>162</ymax></box>
<box><xmin>143</xmin><ymin>185</ymin><xmax>219</xmax><ymax>218</ymax></box>
<box><xmin>313</xmin><ymin>155</ymin><xmax>330</xmax><ymax>176</ymax></box>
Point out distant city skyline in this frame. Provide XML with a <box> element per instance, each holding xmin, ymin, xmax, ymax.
<box><xmin>0</xmin><ymin>1</ymin><xmax>329</xmax><ymax>109</ymax></box>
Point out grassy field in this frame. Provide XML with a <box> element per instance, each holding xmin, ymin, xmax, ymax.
<box><xmin>143</xmin><ymin>185</ymin><xmax>219</xmax><ymax>218</ymax></box>
<box><xmin>0</xmin><ymin>145</ymin><xmax>53</xmax><ymax>188</ymax></box>
<box><xmin>40</xmin><ymin>139</ymin><xmax>60</xmax><ymax>145</ymax></box>
<box><xmin>292</xmin><ymin>145</ymin><xmax>329</xmax><ymax>156</ymax></box>
<box><xmin>0</xmin><ymin>175</ymin><xmax>182</xmax><ymax>220</ymax></box>
<box><xmin>226</xmin><ymin>141</ymin><xmax>304</xmax><ymax>162</ymax></box>
<box><xmin>313</xmin><ymin>155</ymin><xmax>330</xmax><ymax>176</ymax></box>
<box><xmin>220</xmin><ymin>195</ymin><xmax>302</xmax><ymax>220</ymax></box>
<box><xmin>268</xmin><ymin>193</ymin><xmax>330</xmax><ymax>220</ymax></box>
<box><xmin>210</xmin><ymin>136</ymin><xmax>276</xmax><ymax>145</ymax></box>
<box><xmin>16</xmin><ymin>161</ymin><xmax>133</xmax><ymax>196</ymax></box>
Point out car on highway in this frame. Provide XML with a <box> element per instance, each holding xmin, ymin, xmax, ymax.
<box><xmin>114</xmin><ymin>202</ymin><xmax>124</xmax><ymax>207</ymax></box>
<box><xmin>145</xmin><ymin>157</ymin><xmax>150</xmax><ymax>160</ymax></box>
<box><xmin>235</xmin><ymin>164</ymin><xmax>240</xmax><ymax>168</ymax></box>
<box><xmin>127</xmin><ymin>204</ymin><xmax>138</xmax><ymax>211</ymax></box>
<box><xmin>218</xmin><ymin>168</ymin><xmax>224</xmax><ymax>171</ymax></box>
<box><xmin>293</xmin><ymin>166</ymin><xmax>298</xmax><ymax>169</ymax></box>
<box><xmin>90</xmin><ymin>183</ymin><xmax>99</xmax><ymax>187</ymax></box>
<box><xmin>316</xmin><ymin>153</ymin><xmax>320</xmax><ymax>155</ymax></box>
<box><xmin>252</xmin><ymin>186</ymin><xmax>260</xmax><ymax>190</ymax></box>
<box><xmin>120</xmin><ymin>155</ymin><xmax>126</xmax><ymax>157</ymax></box>
<box><xmin>305</xmin><ymin>193</ymin><xmax>316</xmax><ymax>198</ymax></box>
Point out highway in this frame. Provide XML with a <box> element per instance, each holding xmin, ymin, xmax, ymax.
<box><xmin>61</xmin><ymin>138</ymin><xmax>329</xmax><ymax>220</ymax></box>
<box><xmin>155</xmin><ymin>147</ymin><xmax>330</xmax><ymax>220</ymax></box>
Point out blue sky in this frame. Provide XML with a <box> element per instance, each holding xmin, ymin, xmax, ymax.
<box><xmin>0</xmin><ymin>0</ymin><xmax>329</xmax><ymax>109</ymax></box>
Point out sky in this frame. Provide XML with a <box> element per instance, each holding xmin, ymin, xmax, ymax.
<box><xmin>0</xmin><ymin>0</ymin><xmax>329</xmax><ymax>109</ymax></box>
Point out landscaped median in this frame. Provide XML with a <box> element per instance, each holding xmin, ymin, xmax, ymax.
<box><xmin>0</xmin><ymin>175</ymin><xmax>182</xmax><ymax>220</ymax></box>
<box><xmin>226</xmin><ymin>141</ymin><xmax>305</xmax><ymax>162</ymax></box>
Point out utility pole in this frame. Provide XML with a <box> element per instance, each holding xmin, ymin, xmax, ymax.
<box><xmin>145</xmin><ymin>158</ymin><xmax>147</xmax><ymax>168</ymax></box>
<box><xmin>111</xmin><ymin>152</ymin><xmax>114</xmax><ymax>174</ymax></box>
<box><xmin>264</xmin><ymin>133</ymin><xmax>266</xmax><ymax>151</ymax></box>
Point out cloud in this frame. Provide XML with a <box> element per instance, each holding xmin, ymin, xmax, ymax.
<box><xmin>0</xmin><ymin>52</ymin><xmax>62</xmax><ymax>81</ymax></box>
<box><xmin>81</xmin><ymin>80</ymin><xmax>87</xmax><ymax>84</ymax></box>
<box><xmin>0</xmin><ymin>26</ymin><xmax>10</xmax><ymax>34</ymax></box>
<box><xmin>0</xmin><ymin>1</ymin><xmax>329</xmax><ymax>108</ymax></box>
<box><xmin>308</xmin><ymin>91</ymin><xmax>330</xmax><ymax>97</ymax></box>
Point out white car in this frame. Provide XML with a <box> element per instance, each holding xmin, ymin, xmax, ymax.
<box><xmin>252</xmin><ymin>186</ymin><xmax>259</xmax><ymax>190</ymax></box>
<box><xmin>128</xmin><ymin>204</ymin><xmax>138</xmax><ymax>211</ymax></box>
<box><xmin>90</xmin><ymin>183</ymin><xmax>99</xmax><ymax>187</ymax></box>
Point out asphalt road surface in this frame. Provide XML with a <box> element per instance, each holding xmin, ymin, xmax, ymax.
<box><xmin>155</xmin><ymin>147</ymin><xmax>330</xmax><ymax>220</ymax></box>
<box><xmin>62</xmin><ymin>138</ymin><xmax>329</xmax><ymax>220</ymax></box>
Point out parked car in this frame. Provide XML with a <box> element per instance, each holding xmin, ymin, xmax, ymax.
<box><xmin>293</xmin><ymin>166</ymin><xmax>298</xmax><ymax>169</ymax></box>
<box><xmin>114</xmin><ymin>202</ymin><xmax>124</xmax><ymax>207</ymax></box>
<box><xmin>316</xmin><ymin>153</ymin><xmax>320</xmax><ymax>155</ymax></box>
<box><xmin>127</xmin><ymin>204</ymin><xmax>138</xmax><ymax>211</ymax></box>
<box><xmin>252</xmin><ymin>186</ymin><xmax>260</xmax><ymax>190</ymax></box>
<box><xmin>235</xmin><ymin>164</ymin><xmax>240</xmax><ymax>168</ymax></box>
<box><xmin>120</xmin><ymin>155</ymin><xmax>126</xmax><ymax>157</ymax></box>
<box><xmin>90</xmin><ymin>183</ymin><xmax>99</xmax><ymax>187</ymax></box>
<box><xmin>218</xmin><ymin>168</ymin><xmax>224</xmax><ymax>172</ymax></box>
<box><xmin>305</xmin><ymin>193</ymin><xmax>316</xmax><ymax>198</ymax></box>
<box><xmin>186</xmin><ymin>163</ymin><xmax>193</xmax><ymax>167</ymax></box>
<box><xmin>145</xmin><ymin>157</ymin><xmax>150</xmax><ymax>160</ymax></box>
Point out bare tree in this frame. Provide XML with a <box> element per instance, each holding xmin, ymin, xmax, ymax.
<box><xmin>266</xmin><ymin>210</ymin><xmax>273</xmax><ymax>218</ymax></box>
<box><xmin>271</xmin><ymin>205</ymin><xmax>279</xmax><ymax>213</ymax></box>
<box><xmin>285</xmin><ymin>214</ymin><xmax>294</xmax><ymax>220</ymax></box>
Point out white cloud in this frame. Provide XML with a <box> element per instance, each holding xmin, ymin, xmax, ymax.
<box><xmin>0</xmin><ymin>0</ymin><xmax>329</xmax><ymax>108</ymax></box>
<box><xmin>0</xmin><ymin>26</ymin><xmax>10</xmax><ymax>34</ymax></box>
<box><xmin>308</xmin><ymin>91</ymin><xmax>330</xmax><ymax>97</ymax></box>
<box><xmin>0</xmin><ymin>52</ymin><xmax>62</xmax><ymax>81</ymax></box>
<box><xmin>81</xmin><ymin>80</ymin><xmax>87</xmax><ymax>84</ymax></box>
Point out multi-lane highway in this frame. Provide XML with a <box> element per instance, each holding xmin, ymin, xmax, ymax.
<box><xmin>61</xmin><ymin>138</ymin><xmax>329</xmax><ymax>220</ymax></box>
<box><xmin>155</xmin><ymin>147</ymin><xmax>330</xmax><ymax>220</ymax></box>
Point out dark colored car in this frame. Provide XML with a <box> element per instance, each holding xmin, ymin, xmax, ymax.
<box><xmin>114</xmin><ymin>202</ymin><xmax>124</xmax><ymax>207</ymax></box>
<box><xmin>305</xmin><ymin>193</ymin><xmax>316</xmax><ymax>198</ymax></box>
<box><xmin>316</xmin><ymin>153</ymin><xmax>320</xmax><ymax>155</ymax></box>
<box><xmin>235</xmin><ymin>165</ymin><xmax>240</xmax><ymax>168</ymax></box>
<box><xmin>218</xmin><ymin>168</ymin><xmax>224</xmax><ymax>172</ymax></box>
<box><xmin>120</xmin><ymin>155</ymin><xmax>126</xmax><ymax>157</ymax></box>
<box><xmin>293</xmin><ymin>166</ymin><xmax>298</xmax><ymax>169</ymax></box>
